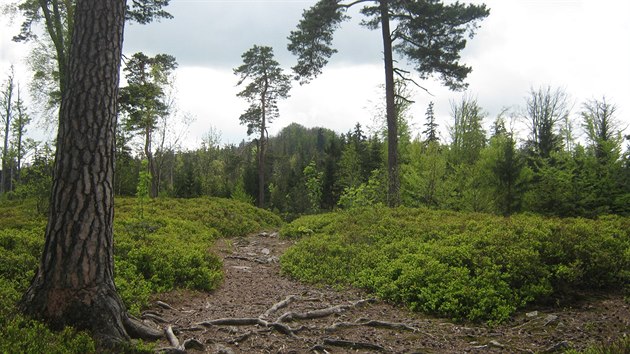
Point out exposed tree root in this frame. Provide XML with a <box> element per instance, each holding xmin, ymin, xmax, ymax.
<box><xmin>156</xmin><ymin>301</ymin><xmax>174</xmax><ymax>310</ymax></box>
<box><xmin>327</xmin><ymin>318</ymin><xmax>419</xmax><ymax>332</ymax></box>
<box><xmin>262</xmin><ymin>294</ymin><xmax>298</xmax><ymax>318</ymax></box>
<box><xmin>322</xmin><ymin>338</ymin><xmax>385</xmax><ymax>351</ymax></box>
<box><xmin>142</xmin><ymin>311</ymin><xmax>168</xmax><ymax>323</ymax></box>
<box><xmin>158</xmin><ymin>325</ymin><xmax>206</xmax><ymax>353</ymax></box>
<box><xmin>193</xmin><ymin>296</ymin><xmax>392</xmax><ymax>350</ymax></box>
<box><xmin>123</xmin><ymin>315</ymin><xmax>164</xmax><ymax>340</ymax></box>
<box><xmin>224</xmin><ymin>255</ymin><xmax>272</xmax><ymax>264</ymax></box>
<box><xmin>277</xmin><ymin>298</ymin><xmax>375</xmax><ymax>323</ymax></box>
<box><xmin>165</xmin><ymin>325</ymin><xmax>181</xmax><ymax>348</ymax></box>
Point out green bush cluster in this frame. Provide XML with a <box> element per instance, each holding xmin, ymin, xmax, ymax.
<box><xmin>280</xmin><ymin>207</ymin><xmax>630</xmax><ymax>322</ymax></box>
<box><xmin>0</xmin><ymin>197</ymin><xmax>282</xmax><ymax>351</ymax></box>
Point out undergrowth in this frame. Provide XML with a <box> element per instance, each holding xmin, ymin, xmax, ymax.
<box><xmin>0</xmin><ymin>197</ymin><xmax>282</xmax><ymax>352</ymax></box>
<box><xmin>280</xmin><ymin>207</ymin><xmax>630</xmax><ymax>323</ymax></box>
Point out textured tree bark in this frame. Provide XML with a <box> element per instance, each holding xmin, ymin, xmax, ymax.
<box><xmin>20</xmin><ymin>0</ymin><xmax>160</xmax><ymax>346</ymax></box>
<box><xmin>258</xmin><ymin>90</ymin><xmax>267</xmax><ymax>208</ymax></box>
<box><xmin>380</xmin><ymin>0</ymin><xmax>400</xmax><ymax>207</ymax></box>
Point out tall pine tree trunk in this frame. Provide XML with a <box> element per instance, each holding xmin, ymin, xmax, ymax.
<box><xmin>258</xmin><ymin>95</ymin><xmax>266</xmax><ymax>208</ymax></box>
<box><xmin>1</xmin><ymin>70</ymin><xmax>13</xmax><ymax>194</ymax></box>
<box><xmin>380</xmin><ymin>0</ymin><xmax>400</xmax><ymax>207</ymax></box>
<box><xmin>20</xmin><ymin>0</ymin><xmax>160</xmax><ymax>345</ymax></box>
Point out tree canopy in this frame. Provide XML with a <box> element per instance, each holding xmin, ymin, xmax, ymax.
<box><xmin>288</xmin><ymin>0</ymin><xmax>490</xmax><ymax>206</ymax></box>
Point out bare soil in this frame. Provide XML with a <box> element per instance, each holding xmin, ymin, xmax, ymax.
<box><xmin>147</xmin><ymin>232</ymin><xmax>629</xmax><ymax>353</ymax></box>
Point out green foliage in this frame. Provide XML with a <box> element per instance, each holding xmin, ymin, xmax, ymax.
<box><xmin>565</xmin><ymin>336</ymin><xmax>630</xmax><ymax>354</ymax></box>
<box><xmin>337</xmin><ymin>169</ymin><xmax>385</xmax><ymax>209</ymax></box>
<box><xmin>0</xmin><ymin>196</ymin><xmax>281</xmax><ymax>349</ymax></box>
<box><xmin>136</xmin><ymin>159</ymin><xmax>151</xmax><ymax>219</ymax></box>
<box><xmin>10</xmin><ymin>144</ymin><xmax>54</xmax><ymax>214</ymax></box>
<box><xmin>0</xmin><ymin>316</ymin><xmax>96</xmax><ymax>354</ymax></box>
<box><xmin>401</xmin><ymin>140</ymin><xmax>448</xmax><ymax>208</ymax></box>
<box><xmin>303</xmin><ymin>160</ymin><xmax>323</xmax><ymax>213</ymax></box>
<box><xmin>234</xmin><ymin>45</ymin><xmax>291</xmax><ymax>136</ymax></box>
<box><xmin>281</xmin><ymin>208</ymin><xmax>630</xmax><ymax>323</ymax></box>
<box><xmin>231</xmin><ymin>178</ymin><xmax>255</xmax><ymax>206</ymax></box>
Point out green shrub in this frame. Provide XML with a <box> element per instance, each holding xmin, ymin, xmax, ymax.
<box><xmin>0</xmin><ymin>196</ymin><xmax>281</xmax><ymax>350</ymax></box>
<box><xmin>565</xmin><ymin>335</ymin><xmax>630</xmax><ymax>354</ymax></box>
<box><xmin>281</xmin><ymin>207</ymin><xmax>630</xmax><ymax>322</ymax></box>
<box><xmin>0</xmin><ymin>316</ymin><xmax>96</xmax><ymax>354</ymax></box>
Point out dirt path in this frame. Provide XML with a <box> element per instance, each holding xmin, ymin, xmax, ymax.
<box><xmin>147</xmin><ymin>232</ymin><xmax>629</xmax><ymax>353</ymax></box>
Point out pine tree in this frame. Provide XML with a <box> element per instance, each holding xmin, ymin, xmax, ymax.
<box><xmin>288</xmin><ymin>0</ymin><xmax>489</xmax><ymax>206</ymax></box>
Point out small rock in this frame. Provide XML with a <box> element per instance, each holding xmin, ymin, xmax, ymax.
<box><xmin>270</xmin><ymin>231</ymin><xmax>279</xmax><ymax>237</ymax></box>
<box><xmin>258</xmin><ymin>231</ymin><xmax>269</xmax><ymax>237</ymax></box>
<box><xmin>526</xmin><ymin>310</ymin><xmax>538</xmax><ymax>318</ymax></box>
<box><xmin>261</xmin><ymin>248</ymin><xmax>270</xmax><ymax>255</ymax></box>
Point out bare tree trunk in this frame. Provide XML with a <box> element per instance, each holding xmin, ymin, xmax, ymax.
<box><xmin>1</xmin><ymin>68</ymin><xmax>14</xmax><ymax>194</ymax></box>
<box><xmin>380</xmin><ymin>0</ymin><xmax>399</xmax><ymax>207</ymax></box>
<box><xmin>20</xmin><ymin>0</ymin><xmax>160</xmax><ymax>346</ymax></box>
<box><xmin>258</xmin><ymin>87</ymin><xmax>268</xmax><ymax>208</ymax></box>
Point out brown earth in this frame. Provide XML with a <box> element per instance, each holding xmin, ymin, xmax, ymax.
<box><xmin>146</xmin><ymin>232</ymin><xmax>629</xmax><ymax>353</ymax></box>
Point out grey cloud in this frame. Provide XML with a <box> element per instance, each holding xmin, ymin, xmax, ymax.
<box><xmin>123</xmin><ymin>1</ymin><xmax>383</xmax><ymax>68</ymax></box>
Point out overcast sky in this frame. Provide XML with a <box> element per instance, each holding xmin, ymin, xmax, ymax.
<box><xmin>1</xmin><ymin>0</ymin><xmax>629</xmax><ymax>148</ymax></box>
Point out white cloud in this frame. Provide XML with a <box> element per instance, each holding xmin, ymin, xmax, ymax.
<box><xmin>1</xmin><ymin>0</ymin><xmax>629</xmax><ymax>148</ymax></box>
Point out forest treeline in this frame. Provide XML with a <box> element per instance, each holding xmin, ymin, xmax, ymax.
<box><xmin>3</xmin><ymin>84</ymin><xmax>627</xmax><ymax>219</ymax></box>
